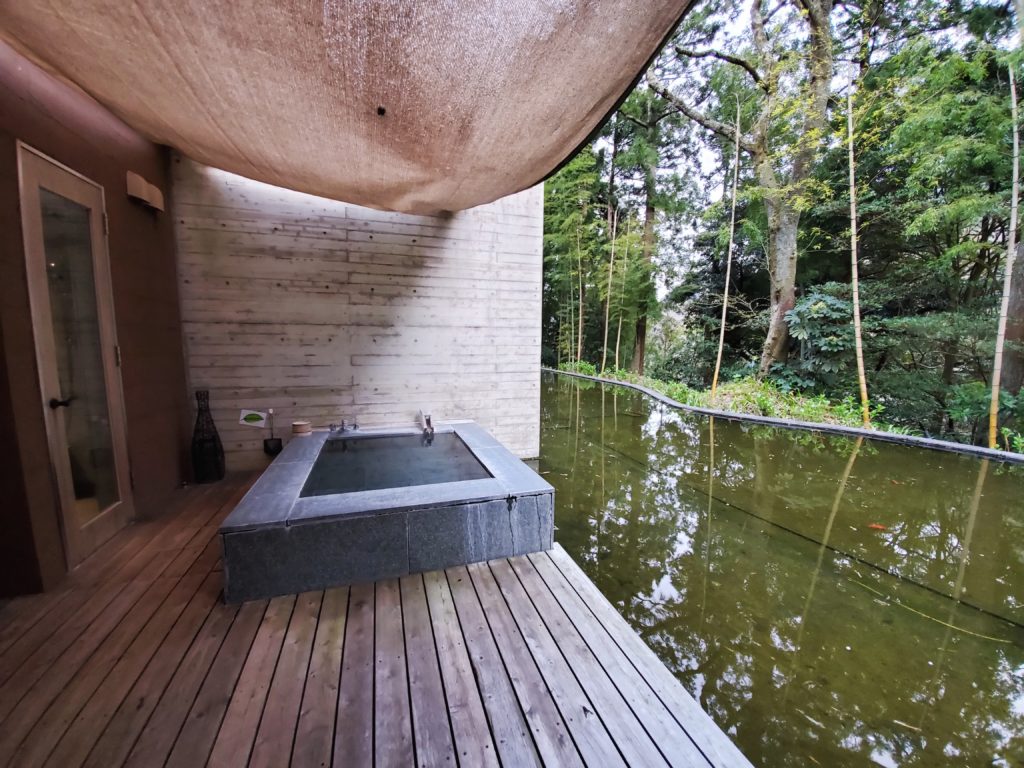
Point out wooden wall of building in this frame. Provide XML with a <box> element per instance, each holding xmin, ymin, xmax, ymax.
<box><xmin>173</xmin><ymin>157</ymin><xmax>542</xmax><ymax>469</ymax></box>
<box><xmin>0</xmin><ymin>42</ymin><xmax>189</xmax><ymax>595</ymax></box>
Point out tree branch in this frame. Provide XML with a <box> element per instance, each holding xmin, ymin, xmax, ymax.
<box><xmin>751</xmin><ymin>0</ymin><xmax>770</xmax><ymax>61</ymax></box>
<box><xmin>647</xmin><ymin>74</ymin><xmax>756</xmax><ymax>153</ymax></box>
<box><xmin>674</xmin><ymin>46</ymin><xmax>767</xmax><ymax>91</ymax></box>
<box><xmin>618</xmin><ymin>111</ymin><xmax>649</xmax><ymax>131</ymax></box>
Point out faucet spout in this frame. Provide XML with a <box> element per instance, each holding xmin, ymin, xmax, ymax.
<box><xmin>420</xmin><ymin>410</ymin><xmax>434</xmax><ymax>443</ymax></box>
<box><xmin>329</xmin><ymin>417</ymin><xmax>356</xmax><ymax>438</ymax></box>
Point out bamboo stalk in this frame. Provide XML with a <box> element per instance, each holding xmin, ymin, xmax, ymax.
<box><xmin>566</xmin><ymin>258</ymin><xmax>576</xmax><ymax>364</ymax></box>
<box><xmin>711</xmin><ymin>98</ymin><xmax>742</xmax><ymax>400</ymax></box>
<box><xmin>601</xmin><ymin>207</ymin><xmax>619</xmax><ymax>373</ymax></box>
<box><xmin>989</xmin><ymin>65</ymin><xmax>1019</xmax><ymax>448</ymax></box>
<box><xmin>576</xmin><ymin>227</ymin><xmax>585</xmax><ymax>364</ymax></box>
<box><xmin>848</xmin><ymin>82</ymin><xmax>871</xmax><ymax>427</ymax></box>
<box><xmin>614</xmin><ymin>217</ymin><xmax>632</xmax><ymax>371</ymax></box>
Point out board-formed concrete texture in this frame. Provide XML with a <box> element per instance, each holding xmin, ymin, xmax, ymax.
<box><xmin>174</xmin><ymin>156</ymin><xmax>542</xmax><ymax>470</ymax></box>
<box><xmin>219</xmin><ymin>423</ymin><xmax>554</xmax><ymax>602</ymax></box>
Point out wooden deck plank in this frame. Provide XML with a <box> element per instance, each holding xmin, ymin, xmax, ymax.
<box><xmin>293</xmin><ymin>586</ymin><xmax>348</xmax><ymax>768</ymax></box>
<box><xmin>0</xmin><ymin>546</ymin><xmax>177</xmax><ymax>733</ymax></box>
<box><xmin>76</xmin><ymin>573</ymin><xmax>224</xmax><ymax>768</ymax></box>
<box><xmin>48</xmin><ymin>572</ymin><xmax>222</xmax><ymax>768</ymax></box>
<box><xmin>422</xmin><ymin>571</ymin><xmax>500</xmax><ymax>768</ymax></box>
<box><xmin>544</xmin><ymin>545</ymin><xmax>753</xmax><ymax>767</ymax></box>
<box><xmin>163</xmin><ymin>597</ymin><xmax>267</xmax><ymax>768</ymax></box>
<box><xmin>0</xmin><ymin>479</ymin><xmax>237</xmax><ymax>687</ymax></box>
<box><xmin>487</xmin><ymin>558</ymin><xmax>629</xmax><ymax>768</ymax></box>
<box><xmin>399</xmin><ymin>574</ymin><xmax>456</xmax><ymax>768</ymax></box>
<box><xmin>122</xmin><ymin>598</ymin><xmax>241</xmax><ymax>768</ymax></box>
<box><xmin>0</xmin><ymin>567</ymin><xmax>178</xmax><ymax>765</ymax></box>
<box><xmin>527</xmin><ymin>552</ymin><xmax>710</xmax><ymax>768</ymax></box>
<box><xmin>3</xmin><ymin>477</ymin><xmax>749</xmax><ymax>768</ymax></box>
<box><xmin>463</xmin><ymin>563</ymin><xmax>585</xmax><ymax>767</ymax></box>
<box><xmin>8</xmin><ymin>543</ymin><xmax>220</xmax><ymax>767</ymax></box>
<box><xmin>0</xmin><ymin>529</ymin><xmax>220</xmax><ymax>754</ymax></box>
<box><xmin>78</xmin><ymin>482</ymin><xmax>222</xmax><ymax>587</ymax></box>
<box><xmin>334</xmin><ymin>582</ymin><xmax>375</xmax><ymax>768</ymax></box>
<box><xmin>509</xmin><ymin>555</ymin><xmax>678</xmax><ymax>767</ymax></box>
<box><xmin>374</xmin><ymin>578</ymin><xmax>415</xmax><ymax>767</ymax></box>
<box><xmin>0</xmin><ymin>588</ymin><xmax>80</xmax><ymax>657</ymax></box>
<box><xmin>0</xmin><ymin>580</ymin><xmax>126</xmax><ymax>694</ymax></box>
<box><xmin>445</xmin><ymin>567</ymin><xmax>542</xmax><ymax>768</ymax></box>
<box><xmin>206</xmin><ymin>595</ymin><xmax>294</xmax><ymax>768</ymax></box>
<box><xmin>248</xmin><ymin>590</ymin><xmax>322</xmax><ymax>768</ymax></box>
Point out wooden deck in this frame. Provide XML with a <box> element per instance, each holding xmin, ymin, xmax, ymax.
<box><xmin>0</xmin><ymin>474</ymin><xmax>751</xmax><ymax>767</ymax></box>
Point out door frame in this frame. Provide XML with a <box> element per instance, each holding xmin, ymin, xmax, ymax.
<box><xmin>17</xmin><ymin>141</ymin><xmax>134</xmax><ymax>569</ymax></box>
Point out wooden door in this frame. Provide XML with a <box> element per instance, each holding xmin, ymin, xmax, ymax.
<box><xmin>18</xmin><ymin>143</ymin><xmax>134</xmax><ymax>568</ymax></box>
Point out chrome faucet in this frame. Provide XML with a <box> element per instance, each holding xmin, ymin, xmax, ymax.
<box><xmin>420</xmin><ymin>410</ymin><xmax>434</xmax><ymax>444</ymax></box>
<box><xmin>328</xmin><ymin>417</ymin><xmax>358</xmax><ymax>437</ymax></box>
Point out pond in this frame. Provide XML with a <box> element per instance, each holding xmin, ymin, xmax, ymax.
<box><xmin>539</xmin><ymin>372</ymin><xmax>1024</xmax><ymax>768</ymax></box>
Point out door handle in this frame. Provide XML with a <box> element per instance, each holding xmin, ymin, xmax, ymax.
<box><xmin>48</xmin><ymin>397</ymin><xmax>74</xmax><ymax>410</ymax></box>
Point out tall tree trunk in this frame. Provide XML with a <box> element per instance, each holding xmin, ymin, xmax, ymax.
<box><xmin>631</xmin><ymin>177</ymin><xmax>656</xmax><ymax>374</ymax></box>
<box><xmin>1002</xmin><ymin>241</ymin><xmax>1024</xmax><ymax>397</ymax></box>
<box><xmin>757</xmin><ymin>0</ymin><xmax>834</xmax><ymax>376</ymax></box>
<box><xmin>989</xmin><ymin>65</ymin><xmax>1019</xmax><ymax>448</ymax></box>
<box><xmin>631</xmin><ymin>316</ymin><xmax>648</xmax><ymax>374</ymax></box>
<box><xmin>651</xmin><ymin>1</ymin><xmax>834</xmax><ymax>378</ymax></box>
<box><xmin>758</xmin><ymin>198</ymin><xmax>800</xmax><ymax>375</ymax></box>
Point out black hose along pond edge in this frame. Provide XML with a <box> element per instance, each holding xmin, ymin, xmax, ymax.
<box><xmin>545</xmin><ymin>368</ymin><xmax>1024</xmax><ymax>466</ymax></box>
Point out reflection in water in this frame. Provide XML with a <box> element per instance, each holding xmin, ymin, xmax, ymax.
<box><xmin>540</xmin><ymin>373</ymin><xmax>1024</xmax><ymax>767</ymax></box>
<box><xmin>783</xmin><ymin>436</ymin><xmax>863</xmax><ymax>710</ymax></box>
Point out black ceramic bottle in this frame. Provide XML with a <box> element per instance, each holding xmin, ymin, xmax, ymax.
<box><xmin>191</xmin><ymin>390</ymin><xmax>225</xmax><ymax>483</ymax></box>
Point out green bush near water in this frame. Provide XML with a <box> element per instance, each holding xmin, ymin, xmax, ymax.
<box><xmin>557</xmin><ymin>362</ymin><xmax>920</xmax><ymax>435</ymax></box>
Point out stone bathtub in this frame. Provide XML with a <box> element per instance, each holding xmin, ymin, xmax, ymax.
<box><xmin>219</xmin><ymin>422</ymin><xmax>554</xmax><ymax>603</ymax></box>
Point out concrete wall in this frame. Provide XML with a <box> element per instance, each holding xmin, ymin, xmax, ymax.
<box><xmin>173</xmin><ymin>157</ymin><xmax>542</xmax><ymax>469</ymax></box>
<box><xmin>0</xmin><ymin>42</ymin><xmax>190</xmax><ymax>595</ymax></box>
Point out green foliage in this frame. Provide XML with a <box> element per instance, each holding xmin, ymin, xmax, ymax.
<box><xmin>543</xmin><ymin>1</ymin><xmax>1024</xmax><ymax>451</ymax></box>
<box><xmin>1000</xmin><ymin>427</ymin><xmax>1024</xmax><ymax>452</ymax></box>
<box><xmin>785</xmin><ymin>287</ymin><xmax>856</xmax><ymax>376</ymax></box>
<box><xmin>645</xmin><ymin>313</ymin><xmax>720</xmax><ymax>387</ymax></box>
<box><xmin>949</xmin><ymin>382</ymin><xmax>1024</xmax><ymax>442</ymax></box>
<box><xmin>558</xmin><ymin>360</ymin><xmax>597</xmax><ymax>376</ymax></box>
<box><xmin>588</xmin><ymin>369</ymin><xmax>901</xmax><ymax>431</ymax></box>
<box><xmin>542</xmin><ymin>148</ymin><xmax>604</xmax><ymax>365</ymax></box>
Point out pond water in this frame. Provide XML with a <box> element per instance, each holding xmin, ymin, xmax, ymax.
<box><xmin>539</xmin><ymin>372</ymin><xmax>1024</xmax><ymax>768</ymax></box>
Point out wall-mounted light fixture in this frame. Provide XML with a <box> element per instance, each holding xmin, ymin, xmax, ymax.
<box><xmin>126</xmin><ymin>170</ymin><xmax>164</xmax><ymax>211</ymax></box>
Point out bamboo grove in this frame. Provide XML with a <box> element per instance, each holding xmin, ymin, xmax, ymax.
<box><xmin>542</xmin><ymin>0</ymin><xmax>1024</xmax><ymax>450</ymax></box>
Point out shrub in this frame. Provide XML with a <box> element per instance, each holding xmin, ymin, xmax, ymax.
<box><xmin>558</xmin><ymin>360</ymin><xmax>597</xmax><ymax>376</ymax></box>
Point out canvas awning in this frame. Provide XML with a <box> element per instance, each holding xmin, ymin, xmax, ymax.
<box><xmin>0</xmin><ymin>1</ymin><xmax>692</xmax><ymax>213</ymax></box>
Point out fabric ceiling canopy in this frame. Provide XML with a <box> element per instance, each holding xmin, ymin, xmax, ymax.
<box><xmin>0</xmin><ymin>1</ymin><xmax>692</xmax><ymax>213</ymax></box>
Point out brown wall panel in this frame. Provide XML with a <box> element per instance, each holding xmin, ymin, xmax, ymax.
<box><xmin>0</xmin><ymin>41</ymin><xmax>190</xmax><ymax>595</ymax></box>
